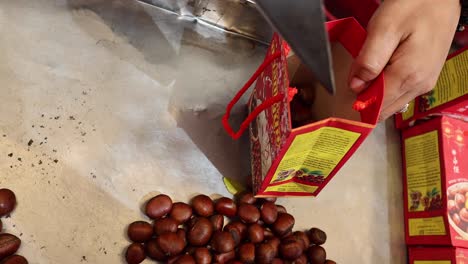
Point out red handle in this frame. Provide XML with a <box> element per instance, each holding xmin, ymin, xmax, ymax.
<box><xmin>223</xmin><ymin>51</ymin><xmax>283</xmax><ymax>140</ymax></box>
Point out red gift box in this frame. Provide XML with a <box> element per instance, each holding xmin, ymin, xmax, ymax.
<box><xmin>223</xmin><ymin>18</ymin><xmax>384</xmax><ymax>197</ymax></box>
<box><xmin>402</xmin><ymin>116</ymin><xmax>468</xmax><ymax>246</ymax></box>
<box><xmin>409</xmin><ymin>246</ymin><xmax>468</xmax><ymax>263</ymax></box>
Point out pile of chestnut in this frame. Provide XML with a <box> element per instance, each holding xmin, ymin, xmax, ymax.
<box><xmin>0</xmin><ymin>189</ymin><xmax>28</xmax><ymax>264</ymax></box>
<box><xmin>125</xmin><ymin>192</ymin><xmax>335</xmax><ymax>264</ymax></box>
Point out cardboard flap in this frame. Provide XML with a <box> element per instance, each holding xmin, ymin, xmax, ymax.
<box><xmin>288</xmin><ymin>18</ymin><xmax>383</xmax><ymax>126</ymax></box>
<box><xmin>327</xmin><ymin>18</ymin><xmax>384</xmax><ymax>125</ymax></box>
<box><xmin>324</xmin><ymin>0</ymin><xmax>380</xmax><ymax>27</ymax></box>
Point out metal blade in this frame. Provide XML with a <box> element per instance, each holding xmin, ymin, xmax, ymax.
<box><xmin>255</xmin><ymin>0</ymin><xmax>335</xmax><ymax>95</ymax></box>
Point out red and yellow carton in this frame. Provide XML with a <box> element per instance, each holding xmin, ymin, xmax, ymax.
<box><xmin>396</xmin><ymin>48</ymin><xmax>468</xmax><ymax>130</ymax></box>
<box><xmin>222</xmin><ymin>18</ymin><xmax>384</xmax><ymax>197</ymax></box>
<box><xmin>409</xmin><ymin>247</ymin><xmax>468</xmax><ymax>263</ymax></box>
<box><xmin>402</xmin><ymin>116</ymin><xmax>468</xmax><ymax>246</ymax></box>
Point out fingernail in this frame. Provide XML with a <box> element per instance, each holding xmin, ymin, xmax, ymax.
<box><xmin>349</xmin><ymin>77</ymin><xmax>367</xmax><ymax>92</ymax></box>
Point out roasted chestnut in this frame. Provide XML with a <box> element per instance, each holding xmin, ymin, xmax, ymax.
<box><xmin>238</xmin><ymin>243</ymin><xmax>255</xmax><ymax>263</ymax></box>
<box><xmin>156</xmin><ymin>232</ymin><xmax>186</xmax><ymax>256</ymax></box>
<box><xmin>145</xmin><ymin>194</ymin><xmax>173</xmax><ymax>219</ymax></box>
<box><xmin>194</xmin><ymin>247</ymin><xmax>212</xmax><ymax>264</ymax></box>
<box><xmin>0</xmin><ymin>189</ymin><xmax>16</xmax><ymax>217</ymax></box>
<box><xmin>307</xmin><ymin>245</ymin><xmax>326</xmax><ymax>264</ymax></box>
<box><xmin>293</xmin><ymin>254</ymin><xmax>308</xmax><ymax>264</ymax></box>
<box><xmin>125</xmin><ymin>243</ymin><xmax>146</xmax><ymax>264</ymax></box>
<box><xmin>267</xmin><ymin>237</ymin><xmax>280</xmax><ymax>253</ymax></box>
<box><xmin>279</xmin><ymin>238</ymin><xmax>302</xmax><ymax>260</ymax></box>
<box><xmin>176</xmin><ymin>228</ymin><xmax>187</xmax><ymax>245</ymax></box>
<box><xmin>174</xmin><ymin>254</ymin><xmax>196</xmax><ymax>264</ymax></box>
<box><xmin>210</xmin><ymin>215</ymin><xmax>224</xmax><ymax>231</ymax></box>
<box><xmin>191</xmin><ymin>195</ymin><xmax>214</xmax><ymax>217</ymax></box>
<box><xmin>308</xmin><ymin>228</ymin><xmax>327</xmax><ymax>245</ymax></box>
<box><xmin>237</xmin><ymin>192</ymin><xmax>257</xmax><ymax>205</ymax></box>
<box><xmin>264</xmin><ymin>228</ymin><xmax>274</xmax><ymax>240</ymax></box>
<box><xmin>256</xmin><ymin>243</ymin><xmax>276</xmax><ymax>264</ymax></box>
<box><xmin>238</xmin><ymin>204</ymin><xmax>260</xmax><ymax>224</ymax></box>
<box><xmin>215</xmin><ymin>197</ymin><xmax>237</xmax><ymax>217</ymax></box>
<box><xmin>276</xmin><ymin>205</ymin><xmax>287</xmax><ymax>214</ymax></box>
<box><xmin>127</xmin><ymin>221</ymin><xmax>153</xmax><ymax>243</ymax></box>
<box><xmin>271</xmin><ymin>258</ymin><xmax>284</xmax><ymax>264</ymax></box>
<box><xmin>260</xmin><ymin>202</ymin><xmax>278</xmax><ymax>225</ymax></box>
<box><xmin>224</xmin><ymin>221</ymin><xmax>247</xmax><ymax>241</ymax></box>
<box><xmin>211</xmin><ymin>231</ymin><xmax>236</xmax><ymax>253</ymax></box>
<box><xmin>145</xmin><ymin>239</ymin><xmax>166</xmax><ymax>261</ymax></box>
<box><xmin>272</xmin><ymin>213</ymin><xmax>295</xmax><ymax>237</ymax></box>
<box><xmin>154</xmin><ymin>218</ymin><xmax>178</xmax><ymax>236</ymax></box>
<box><xmin>247</xmin><ymin>223</ymin><xmax>264</xmax><ymax>244</ymax></box>
<box><xmin>292</xmin><ymin>231</ymin><xmax>310</xmax><ymax>250</ymax></box>
<box><xmin>187</xmin><ymin>217</ymin><xmax>213</xmax><ymax>246</ymax></box>
<box><xmin>170</xmin><ymin>202</ymin><xmax>193</xmax><ymax>224</ymax></box>
<box><xmin>213</xmin><ymin>250</ymin><xmax>236</xmax><ymax>263</ymax></box>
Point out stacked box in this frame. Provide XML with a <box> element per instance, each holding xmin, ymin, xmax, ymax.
<box><xmin>402</xmin><ymin>116</ymin><xmax>468</xmax><ymax>247</ymax></box>
<box><xmin>396</xmin><ymin>46</ymin><xmax>468</xmax><ymax>258</ymax></box>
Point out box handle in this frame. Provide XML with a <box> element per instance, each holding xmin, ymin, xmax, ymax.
<box><xmin>222</xmin><ymin>51</ymin><xmax>284</xmax><ymax>140</ymax></box>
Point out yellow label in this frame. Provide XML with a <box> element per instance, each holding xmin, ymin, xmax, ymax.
<box><xmin>402</xmin><ymin>100</ymin><xmax>416</xmax><ymax>120</ymax></box>
<box><xmin>409</xmin><ymin>217</ymin><xmax>446</xmax><ymax>236</ymax></box>
<box><xmin>269</xmin><ymin>127</ymin><xmax>360</xmax><ymax>185</ymax></box>
<box><xmin>414</xmin><ymin>261</ymin><xmax>451</xmax><ymax>264</ymax></box>
<box><xmin>421</xmin><ymin>51</ymin><xmax>468</xmax><ymax>111</ymax></box>
<box><xmin>405</xmin><ymin>131</ymin><xmax>442</xmax><ymax>212</ymax></box>
<box><xmin>264</xmin><ymin>182</ymin><xmax>318</xmax><ymax>193</ymax></box>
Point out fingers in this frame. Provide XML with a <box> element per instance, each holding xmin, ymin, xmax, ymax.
<box><xmin>379</xmin><ymin>91</ymin><xmax>417</xmax><ymax>122</ymax></box>
<box><xmin>348</xmin><ymin>18</ymin><xmax>401</xmax><ymax>93</ymax></box>
<box><xmin>378</xmin><ymin>41</ymin><xmax>438</xmax><ymax>121</ymax></box>
<box><xmin>348</xmin><ymin>0</ymin><xmax>460</xmax><ymax>121</ymax></box>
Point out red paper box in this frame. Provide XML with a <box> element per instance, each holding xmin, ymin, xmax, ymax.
<box><xmin>402</xmin><ymin>116</ymin><xmax>468</xmax><ymax>246</ymax></box>
<box><xmin>409</xmin><ymin>247</ymin><xmax>468</xmax><ymax>263</ymax></box>
<box><xmin>324</xmin><ymin>0</ymin><xmax>380</xmax><ymax>28</ymax></box>
<box><xmin>223</xmin><ymin>18</ymin><xmax>384</xmax><ymax>197</ymax></box>
<box><xmin>396</xmin><ymin>48</ymin><xmax>468</xmax><ymax>130</ymax></box>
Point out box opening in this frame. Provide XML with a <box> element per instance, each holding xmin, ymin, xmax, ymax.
<box><xmin>288</xmin><ymin>42</ymin><xmax>360</xmax><ymax>128</ymax></box>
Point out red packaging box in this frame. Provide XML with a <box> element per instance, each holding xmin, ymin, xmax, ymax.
<box><xmin>223</xmin><ymin>18</ymin><xmax>384</xmax><ymax>197</ymax></box>
<box><xmin>396</xmin><ymin>48</ymin><xmax>468</xmax><ymax>130</ymax></box>
<box><xmin>409</xmin><ymin>247</ymin><xmax>468</xmax><ymax>263</ymax></box>
<box><xmin>402</xmin><ymin>116</ymin><xmax>468</xmax><ymax>246</ymax></box>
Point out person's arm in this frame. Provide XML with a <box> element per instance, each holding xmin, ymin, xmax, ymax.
<box><xmin>348</xmin><ymin>0</ymin><xmax>462</xmax><ymax>121</ymax></box>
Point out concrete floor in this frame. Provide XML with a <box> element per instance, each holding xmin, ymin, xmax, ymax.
<box><xmin>0</xmin><ymin>1</ymin><xmax>405</xmax><ymax>263</ymax></box>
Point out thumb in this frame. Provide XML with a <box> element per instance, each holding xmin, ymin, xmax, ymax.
<box><xmin>349</xmin><ymin>24</ymin><xmax>401</xmax><ymax>93</ymax></box>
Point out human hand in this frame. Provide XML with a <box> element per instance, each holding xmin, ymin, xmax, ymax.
<box><xmin>348</xmin><ymin>0</ymin><xmax>461</xmax><ymax>121</ymax></box>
